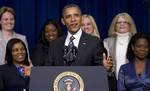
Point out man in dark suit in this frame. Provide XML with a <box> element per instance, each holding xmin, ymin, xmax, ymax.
<box><xmin>46</xmin><ymin>4</ymin><xmax>104</xmax><ymax>66</ymax></box>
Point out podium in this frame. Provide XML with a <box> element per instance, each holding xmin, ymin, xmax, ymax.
<box><xmin>29</xmin><ymin>66</ymin><xmax>109</xmax><ymax>91</ymax></box>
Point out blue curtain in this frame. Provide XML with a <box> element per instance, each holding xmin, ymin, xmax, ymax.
<box><xmin>0</xmin><ymin>0</ymin><xmax>150</xmax><ymax>53</ymax></box>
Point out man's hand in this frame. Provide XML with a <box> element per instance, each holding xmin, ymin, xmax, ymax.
<box><xmin>103</xmin><ymin>53</ymin><xmax>113</xmax><ymax>72</ymax></box>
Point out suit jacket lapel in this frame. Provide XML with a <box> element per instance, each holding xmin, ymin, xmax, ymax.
<box><xmin>76</xmin><ymin>32</ymin><xmax>88</xmax><ymax>62</ymax></box>
<box><xmin>107</xmin><ymin>37</ymin><xmax>117</xmax><ymax>73</ymax></box>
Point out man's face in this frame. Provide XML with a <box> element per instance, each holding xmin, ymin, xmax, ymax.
<box><xmin>62</xmin><ymin>7</ymin><xmax>82</xmax><ymax>34</ymax></box>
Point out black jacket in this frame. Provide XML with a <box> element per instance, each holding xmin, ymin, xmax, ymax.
<box><xmin>46</xmin><ymin>32</ymin><xmax>104</xmax><ymax>66</ymax></box>
<box><xmin>0</xmin><ymin>64</ymin><xmax>29</xmax><ymax>91</ymax></box>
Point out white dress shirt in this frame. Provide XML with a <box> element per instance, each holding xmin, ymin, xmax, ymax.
<box><xmin>65</xmin><ymin>28</ymin><xmax>82</xmax><ymax>48</ymax></box>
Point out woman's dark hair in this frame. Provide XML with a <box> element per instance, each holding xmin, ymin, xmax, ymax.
<box><xmin>5</xmin><ymin>38</ymin><xmax>29</xmax><ymax>66</ymax></box>
<box><xmin>39</xmin><ymin>19</ymin><xmax>61</xmax><ymax>45</ymax></box>
<box><xmin>126</xmin><ymin>32</ymin><xmax>150</xmax><ymax>61</ymax></box>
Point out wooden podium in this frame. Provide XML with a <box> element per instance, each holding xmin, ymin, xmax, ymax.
<box><xmin>29</xmin><ymin>66</ymin><xmax>109</xmax><ymax>91</ymax></box>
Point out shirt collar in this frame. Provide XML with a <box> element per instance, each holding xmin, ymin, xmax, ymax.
<box><xmin>0</xmin><ymin>30</ymin><xmax>15</xmax><ymax>42</ymax></box>
<box><xmin>67</xmin><ymin>28</ymin><xmax>82</xmax><ymax>40</ymax></box>
<box><xmin>65</xmin><ymin>28</ymin><xmax>82</xmax><ymax>47</ymax></box>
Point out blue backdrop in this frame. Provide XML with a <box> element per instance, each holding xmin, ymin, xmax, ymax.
<box><xmin>0</xmin><ymin>0</ymin><xmax>150</xmax><ymax>53</ymax></box>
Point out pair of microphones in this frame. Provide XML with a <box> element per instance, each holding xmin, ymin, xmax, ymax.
<box><xmin>63</xmin><ymin>46</ymin><xmax>77</xmax><ymax>66</ymax></box>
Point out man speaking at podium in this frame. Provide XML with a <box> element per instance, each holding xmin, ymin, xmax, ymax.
<box><xmin>45</xmin><ymin>4</ymin><xmax>104</xmax><ymax>66</ymax></box>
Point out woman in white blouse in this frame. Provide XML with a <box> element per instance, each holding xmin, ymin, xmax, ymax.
<box><xmin>103</xmin><ymin>12</ymin><xmax>137</xmax><ymax>91</ymax></box>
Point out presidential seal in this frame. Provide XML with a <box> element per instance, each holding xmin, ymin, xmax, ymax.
<box><xmin>53</xmin><ymin>71</ymin><xmax>84</xmax><ymax>91</ymax></box>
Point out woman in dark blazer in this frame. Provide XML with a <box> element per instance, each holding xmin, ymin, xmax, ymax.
<box><xmin>0</xmin><ymin>38</ymin><xmax>32</xmax><ymax>91</ymax></box>
<box><xmin>118</xmin><ymin>33</ymin><xmax>150</xmax><ymax>91</ymax></box>
<box><xmin>31</xmin><ymin>19</ymin><xmax>61</xmax><ymax>66</ymax></box>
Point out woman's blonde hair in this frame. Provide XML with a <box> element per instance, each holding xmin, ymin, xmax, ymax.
<box><xmin>82</xmin><ymin>14</ymin><xmax>100</xmax><ymax>38</ymax></box>
<box><xmin>108</xmin><ymin>12</ymin><xmax>137</xmax><ymax>37</ymax></box>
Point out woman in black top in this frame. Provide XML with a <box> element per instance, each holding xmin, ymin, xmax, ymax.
<box><xmin>0</xmin><ymin>38</ymin><xmax>32</xmax><ymax>91</ymax></box>
<box><xmin>31</xmin><ymin>19</ymin><xmax>61</xmax><ymax>66</ymax></box>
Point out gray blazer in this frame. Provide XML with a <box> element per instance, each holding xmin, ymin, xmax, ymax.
<box><xmin>103</xmin><ymin>36</ymin><xmax>130</xmax><ymax>76</ymax></box>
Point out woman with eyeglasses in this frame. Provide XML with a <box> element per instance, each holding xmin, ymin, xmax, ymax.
<box><xmin>103</xmin><ymin>12</ymin><xmax>137</xmax><ymax>91</ymax></box>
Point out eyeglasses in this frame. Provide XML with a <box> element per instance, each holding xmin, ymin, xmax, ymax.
<box><xmin>116</xmin><ymin>21</ymin><xmax>129</xmax><ymax>25</ymax></box>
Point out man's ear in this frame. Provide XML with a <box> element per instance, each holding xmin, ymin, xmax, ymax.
<box><xmin>61</xmin><ymin>18</ymin><xmax>65</xmax><ymax>25</ymax></box>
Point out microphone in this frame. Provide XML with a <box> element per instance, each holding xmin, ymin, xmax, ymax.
<box><xmin>72</xmin><ymin>46</ymin><xmax>77</xmax><ymax>60</ymax></box>
<box><xmin>63</xmin><ymin>46</ymin><xmax>77</xmax><ymax>66</ymax></box>
<box><xmin>63</xmin><ymin>46</ymin><xmax>68</xmax><ymax>61</ymax></box>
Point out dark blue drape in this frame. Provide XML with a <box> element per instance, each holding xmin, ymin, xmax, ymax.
<box><xmin>0</xmin><ymin>0</ymin><xmax>150</xmax><ymax>53</ymax></box>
